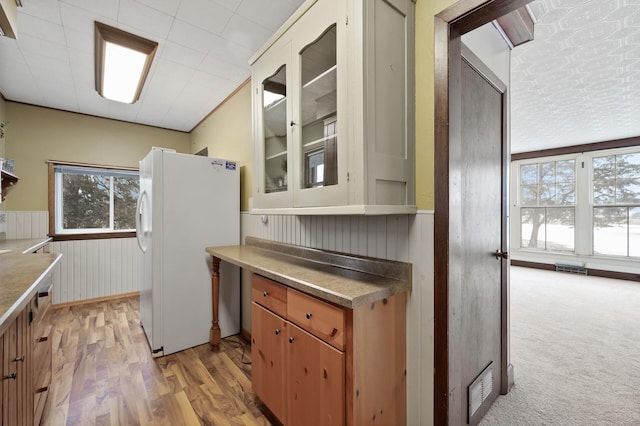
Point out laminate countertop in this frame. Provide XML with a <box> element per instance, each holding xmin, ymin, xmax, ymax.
<box><xmin>206</xmin><ymin>237</ymin><xmax>411</xmax><ymax>309</ymax></box>
<box><xmin>0</xmin><ymin>238</ymin><xmax>61</xmax><ymax>336</ymax></box>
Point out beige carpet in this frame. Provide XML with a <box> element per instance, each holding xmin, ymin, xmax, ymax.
<box><xmin>479</xmin><ymin>266</ymin><xmax>640</xmax><ymax>425</ymax></box>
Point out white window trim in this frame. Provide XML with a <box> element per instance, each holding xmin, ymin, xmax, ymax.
<box><xmin>510</xmin><ymin>146</ymin><xmax>640</xmax><ymax>272</ymax></box>
<box><xmin>49</xmin><ymin>161</ymin><xmax>139</xmax><ymax>240</ymax></box>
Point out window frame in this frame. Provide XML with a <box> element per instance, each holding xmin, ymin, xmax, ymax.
<box><xmin>512</xmin><ymin>145</ymin><xmax>640</xmax><ymax>260</ymax></box>
<box><xmin>516</xmin><ymin>155</ymin><xmax>577</xmax><ymax>253</ymax></box>
<box><xmin>48</xmin><ymin>161</ymin><xmax>139</xmax><ymax>241</ymax></box>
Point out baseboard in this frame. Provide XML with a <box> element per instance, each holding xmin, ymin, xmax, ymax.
<box><xmin>53</xmin><ymin>291</ymin><xmax>140</xmax><ymax>308</ymax></box>
<box><xmin>240</xmin><ymin>328</ymin><xmax>251</xmax><ymax>343</ymax></box>
<box><xmin>511</xmin><ymin>260</ymin><xmax>640</xmax><ymax>282</ymax></box>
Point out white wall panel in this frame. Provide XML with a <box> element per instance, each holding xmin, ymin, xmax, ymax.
<box><xmin>6</xmin><ymin>210</ymin><xmax>140</xmax><ymax>305</ymax></box>
<box><xmin>239</xmin><ymin>210</ymin><xmax>434</xmax><ymax>426</ymax></box>
<box><xmin>48</xmin><ymin>238</ymin><xmax>140</xmax><ymax>305</ymax></box>
<box><xmin>5</xmin><ymin>210</ymin><xmax>48</xmax><ymax>239</ymax></box>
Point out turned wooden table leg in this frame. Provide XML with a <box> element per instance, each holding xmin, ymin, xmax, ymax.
<box><xmin>210</xmin><ymin>255</ymin><xmax>221</xmax><ymax>350</ymax></box>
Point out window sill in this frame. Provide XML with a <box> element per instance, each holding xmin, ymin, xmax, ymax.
<box><xmin>50</xmin><ymin>231</ymin><xmax>136</xmax><ymax>242</ymax></box>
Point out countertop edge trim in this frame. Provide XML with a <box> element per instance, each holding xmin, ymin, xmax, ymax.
<box><xmin>0</xmin><ymin>253</ymin><xmax>62</xmax><ymax>336</ymax></box>
<box><xmin>21</xmin><ymin>237</ymin><xmax>53</xmax><ymax>254</ymax></box>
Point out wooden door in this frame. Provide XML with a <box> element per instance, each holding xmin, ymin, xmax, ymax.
<box><xmin>287</xmin><ymin>322</ymin><xmax>345</xmax><ymax>426</ymax></box>
<box><xmin>456</xmin><ymin>47</ymin><xmax>508</xmax><ymax>425</ymax></box>
<box><xmin>251</xmin><ymin>303</ymin><xmax>288</xmax><ymax>424</ymax></box>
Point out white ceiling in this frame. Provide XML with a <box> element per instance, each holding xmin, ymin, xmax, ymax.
<box><xmin>0</xmin><ymin>0</ymin><xmax>305</xmax><ymax>132</ymax></box>
<box><xmin>511</xmin><ymin>0</ymin><xmax>640</xmax><ymax>153</ymax></box>
<box><xmin>1</xmin><ymin>0</ymin><xmax>638</xmax><ymax>152</ymax></box>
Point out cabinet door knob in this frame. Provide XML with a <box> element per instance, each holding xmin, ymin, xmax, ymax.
<box><xmin>275</xmin><ymin>329</ymin><xmax>281</xmax><ymax>335</ymax></box>
<box><xmin>263</xmin><ymin>291</ymin><xmax>269</xmax><ymax>297</ymax></box>
<box><xmin>14</xmin><ymin>355</ymin><xmax>25</xmax><ymax>362</ymax></box>
<box><xmin>289</xmin><ymin>337</ymin><xmax>295</xmax><ymax>343</ymax></box>
<box><xmin>4</xmin><ymin>373</ymin><xmax>16</xmax><ymax>380</ymax></box>
<box><xmin>305</xmin><ymin>312</ymin><xmax>312</xmax><ymax>320</ymax></box>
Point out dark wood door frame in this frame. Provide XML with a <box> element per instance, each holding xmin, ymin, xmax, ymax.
<box><xmin>433</xmin><ymin>0</ymin><xmax>532</xmax><ymax>424</ymax></box>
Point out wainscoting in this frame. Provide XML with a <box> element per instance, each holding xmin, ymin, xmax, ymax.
<box><xmin>7</xmin><ymin>210</ymin><xmax>435</xmax><ymax>424</ymax></box>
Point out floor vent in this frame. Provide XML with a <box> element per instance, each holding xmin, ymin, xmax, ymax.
<box><xmin>555</xmin><ymin>263</ymin><xmax>587</xmax><ymax>275</ymax></box>
<box><xmin>468</xmin><ymin>362</ymin><xmax>493</xmax><ymax>421</ymax></box>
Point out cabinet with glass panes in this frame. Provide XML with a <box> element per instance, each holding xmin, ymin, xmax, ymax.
<box><xmin>251</xmin><ymin>0</ymin><xmax>416</xmax><ymax>215</ymax></box>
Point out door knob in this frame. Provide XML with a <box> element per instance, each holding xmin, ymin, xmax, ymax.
<box><xmin>494</xmin><ymin>249</ymin><xmax>509</xmax><ymax>260</ymax></box>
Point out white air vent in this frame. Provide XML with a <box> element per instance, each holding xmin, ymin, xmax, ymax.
<box><xmin>469</xmin><ymin>362</ymin><xmax>494</xmax><ymax>420</ymax></box>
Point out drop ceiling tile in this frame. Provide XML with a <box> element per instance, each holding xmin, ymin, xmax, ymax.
<box><xmin>168</xmin><ymin>19</ymin><xmax>222</xmax><ymax>53</ymax></box>
<box><xmin>60</xmin><ymin>0</ymin><xmax>119</xmax><ymax>21</ymax></box>
<box><xmin>40</xmin><ymin>82</ymin><xmax>78</xmax><ymax>111</ymax></box>
<box><xmin>198</xmin><ymin>54</ymin><xmax>250</xmax><ymax>84</ymax></box>
<box><xmin>109</xmin><ymin>99</ymin><xmax>142</xmax><ymax>121</ymax></box>
<box><xmin>160</xmin><ymin>41</ymin><xmax>206</xmax><ymax>69</ymax></box>
<box><xmin>18</xmin><ymin>14</ymin><xmax>66</xmax><ymax>46</ymax></box>
<box><xmin>134</xmin><ymin>0</ymin><xmax>181</xmax><ymax>17</ymax></box>
<box><xmin>207</xmin><ymin>35</ymin><xmax>254</xmax><ymax>68</ymax></box>
<box><xmin>63</xmin><ymin>27</ymin><xmax>93</xmax><ymax>54</ymax></box>
<box><xmin>190</xmin><ymin>70</ymin><xmax>238</xmax><ymax>93</ymax></box>
<box><xmin>18</xmin><ymin>33</ymin><xmax>69</xmax><ymax>62</ymax></box>
<box><xmin>118</xmin><ymin>0</ymin><xmax>174</xmax><ymax>39</ymax></box>
<box><xmin>60</xmin><ymin>2</ymin><xmax>117</xmax><ymax>35</ymax></box>
<box><xmin>176</xmin><ymin>0</ymin><xmax>233</xmax><ymax>34</ymax></box>
<box><xmin>212</xmin><ymin>0</ymin><xmax>242</xmax><ymax>12</ymax></box>
<box><xmin>221</xmin><ymin>14</ymin><xmax>273</xmax><ymax>51</ymax></box>
<box><xmin>235</xmin><ymin>0</ymin><xmax>301</xmax><ymax>32</ymax></box>
<box><xmin>19</xmin><ymin>0</ymin><xmax>63</xmax><ymax>25</ymax></box>
<box><xmin>76</xmin><ymin>90</ymin><xmax>111</xmax><ymax>117</ymax></box>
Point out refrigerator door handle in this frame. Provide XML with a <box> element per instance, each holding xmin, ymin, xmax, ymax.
<box><xmin>136</xmin><ymin>189</ymin><xmax>149</xmax><ymax>253</ymax></box>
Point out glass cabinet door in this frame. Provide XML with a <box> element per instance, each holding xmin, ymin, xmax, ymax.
<box><xmin>299</xmin><ymin>25</ymin><xmax>337</xmax><ymax>190</ymax></box>
<box><xmin>262</xmin><ymin>65</ymin><xmax>288</xmax><ymax>194</ymax></box>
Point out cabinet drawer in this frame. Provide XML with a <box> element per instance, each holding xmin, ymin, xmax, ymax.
<box><xmin>31</xmin><ymin>285</ymin><xmax>52</xmax><ymax>327</ymax></box>
<box><xmin>287</xmin><ymin>289</ymin><xmax>345</xmax><ymax>351</ymax></box>
<box><xmin>252</xmin><ymin>275</ymin><xmax>288</xmax><ymax>318</ymax></box>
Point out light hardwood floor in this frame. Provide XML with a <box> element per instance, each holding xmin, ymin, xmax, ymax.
<box><xmin>42</xmin><ymin>296</ymin><xmax>273</xmax><ymax>426</ymax></box>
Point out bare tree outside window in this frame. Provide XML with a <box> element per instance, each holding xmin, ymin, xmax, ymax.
<box><xmin>52</xmin><ymin>163</ymin><xmax>139</xmax><ymax>236</ymax></box>
<box><xmin>593</xmin><ymin>153</ymin><xmax>640</xmax><ymax>257</ymax></box>
<box><xmin>520</xmin><ymin>160</ymin><xmax>575</xmax><ymax>251</ymax></box>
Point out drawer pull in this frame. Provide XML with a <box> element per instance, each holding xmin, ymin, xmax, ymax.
<box><xmin>263</xmin><ymin>291</ymin><xmax>269</xmax><ymax>297</ymax></box>
<box><xmin>4</xmin><ymin>373</ymin><xmax>16</xmax><ymax>380</ymax></box>
<box><xmin>305</xmin><ymin>312</ymin><xmax>312</xmax><ymax>320</ymax></box>
<box><xmin>38</xmin><ymin>336</ymin><xmax>49</xmax><ymax>343</ymax></box>
<box><xmin>289</xmin><ymin>337</ymin><xmax>295</xmax><ymax>343</ymax></box>
<box><xmin>275</xmin><ymin>329</ymin><xmax>281</xmax><ymax>335</ymax></box>
<box><xmin>14</xmin><ymin>355</ymin><xmax>25</xmax><ymax>362</ymax></box>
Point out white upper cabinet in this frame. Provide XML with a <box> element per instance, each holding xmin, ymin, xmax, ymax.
<box><xmin>251</xmin><ymin>0</ymin><xmax>416</xmax><ymax>215</ymax></box>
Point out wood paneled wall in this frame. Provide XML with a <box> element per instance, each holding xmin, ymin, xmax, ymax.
<box><xmin>7</xmin><ymin>210</ymin><xmax>435</xmax><ymax>424</ymax></box>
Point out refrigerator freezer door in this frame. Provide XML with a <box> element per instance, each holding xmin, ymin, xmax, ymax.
<box><xmin>159</xmin><ymin>152</ymin><xmax>240</xmax><ymax>355</ymax></box>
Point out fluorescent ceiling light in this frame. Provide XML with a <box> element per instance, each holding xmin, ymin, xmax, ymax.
<box><xmin>95</xmin><ymin>22</ymin><xmax>158</xmax><ymax>104</ymax></box>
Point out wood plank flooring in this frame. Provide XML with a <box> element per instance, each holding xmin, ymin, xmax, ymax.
<box><xmin>42</xmin><ymin>296</ymin><xmax>274</xmax><ymax>426</ymax></box>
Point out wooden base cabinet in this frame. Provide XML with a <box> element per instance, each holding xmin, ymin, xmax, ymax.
<box><xmin>1</xmin><ymin>285</ymin><xmax>53</xmax><ymax>426</ymax></box>
<box><xmin>251</xmin><ymin>274</ymin><xmax>406</xmax><ymax>426</ymax></box>
<box><xmin>2</xmin><ymin>305</ymin><xmax>32</xmax><ymax>426</ymax></box>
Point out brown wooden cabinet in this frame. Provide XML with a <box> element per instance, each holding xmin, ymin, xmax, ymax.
<box><xmin>1</xmin><ymin>284</ymin><xmax>53</xmax><ymax>426</ymax></box>
<box><xmin>251</xmin><ymin>273</ymin><xmax>406</xmax><ymax>426</ymax></box>
<box><xmin>31</xmin><ymin>285</ymin><xmax>52</xmax><ymax>425</ymax></box>
<box><xmin>2</xmin><ymin>303</ymin><xmax>32</xmax><ymax>426</ymax></box>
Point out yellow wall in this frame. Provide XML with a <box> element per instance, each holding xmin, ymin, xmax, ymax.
<box><xmin>190</xmin><ymin>81</ymin><xmax>253</xmax><ymax>212</ymax></box>
<box><xmin>4</xmin><ymin>102</ymin><xmax>190</xmax><ymax>211</ymax></box>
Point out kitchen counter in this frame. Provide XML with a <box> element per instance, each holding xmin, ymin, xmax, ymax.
<box><xmin>205</xmin><ymin>236</ymin><xmax>411</xmax><ymax>348</ymax></box>
<box><xmin>206</xmin><ymin>237</ymin><xmax>412</xmax><ymax>309</ymax></box>
<box><xmin>0</xmin><ymin>238</ymin><xmax>61</xmax><ymax>336</ymax></box>
<box><xmin>0</xmin><ymin>238</ymin><xmax>52</xmax><ymax>254</ymax></box>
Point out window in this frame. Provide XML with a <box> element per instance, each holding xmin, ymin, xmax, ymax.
<box><xmin>592</xmin><ymin>152</ymin><xmax>640</xmax><ymax>257</ymax></box>
<box><xmin>519</xmin><ymin>159</ymin><xmax>576</xmax><ymax>252</ymax></box>
<box><xmin>48</xmin><ymin>162</ymin><xmax>138</xmax><ymax>240</ymax></box>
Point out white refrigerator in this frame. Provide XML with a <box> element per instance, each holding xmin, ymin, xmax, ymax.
<box><xmin>136</xmin><ymin>147</ymin><xmax>240</xmax><ymax>356</ymax></box>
